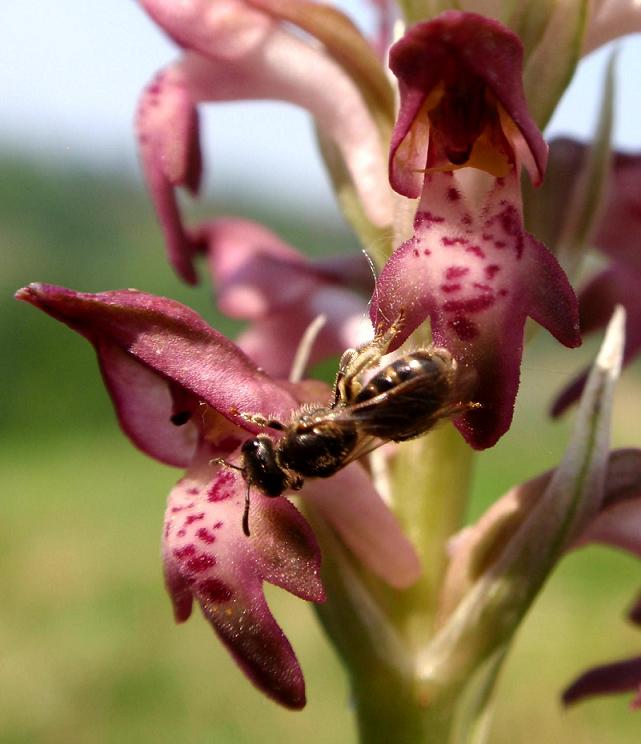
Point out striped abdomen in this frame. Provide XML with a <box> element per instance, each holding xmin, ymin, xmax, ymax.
<box><xmin>351</xmin><ymin>350</ymin><xmax>455</xmax><ymax>441</ymax></box>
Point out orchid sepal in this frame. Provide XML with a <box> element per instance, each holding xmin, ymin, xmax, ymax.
<box><xmin>137</xmin><ymin>0</ymin><xmax>393</xmax><ymax>283</ymax></box>
<box><xmin>15</xmin><ymin>283</ymin><xmax>298</xmax><ymax>456</ymax></box>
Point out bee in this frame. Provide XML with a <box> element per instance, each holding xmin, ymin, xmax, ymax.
<box><xmin>230</xmin><ymin>319</ymin><xmax>475</xmax><ymax>535</ymax></box>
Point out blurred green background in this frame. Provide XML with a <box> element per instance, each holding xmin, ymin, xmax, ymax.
<box><xmin>2</xmin><ymin>156</ymin><xmax>640</xmax><ymax>744</ymax></box>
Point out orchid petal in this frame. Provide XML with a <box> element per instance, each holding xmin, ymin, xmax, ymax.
<box><xmin>16</xmin><ymin>284</ymin><xmax>297</xmax><ymax>435</ymax></box>
<box><xmin>371</xmin><ymin>170</ymin><xmax>580</xmax><ymax>448</ymax></box>
<box><xmin>97</xmin><ymin>342</ymin><xmax>199</xmax><ymax>467</ymax></box>
<box><xmin>629</xmin><ymin>592</ymin><xmax>641</xmax><ymax>625</ymax></box>
<box><xmin>563</xmin><ymin>656</ymin><xmax>641</xmax><ymax>708</ymax></box>
<box><xmin>592</xmin><ymin>151</ymin><xmax>641</xmax><ymax>270</ymax></box>
<box><xmin>247</xmin><ymin>0</ymin><xmax>395</xmax><ymax>125</ymax></box>
<box><xmin>550</xmin><ymin>148</ymin><xmax>641</xmax><ymax>413</ymax></box>
<box><xmin>573</xmin><ymin>449</ymin><xmax>641</xmax><ymax>557</ymax></box>
<box><xmin>441</xmin><ymin>448</ymin><xmax>641</xmax><ymax>620</ymax></box>
<box><xmin>193</xmin><ymin>218</ymin><xmax>303</xmax><ymax>318</ymax></box>
<box><xmin>303</xmin><ymin>464</ymin><xmax>422</xmax><ymax>589</ymax></box>
<box><xmin>139</xmin><ymin>0</ymin><xmax>392</xmax><ymax>236</ymax></box>
<box><xmin>237</xmin><ymin>287</ymin><xmax>370</xmax><ymax>378</ymax></box>
<box><xmin>552</xmin><ymin>267</ymin><xmax>641</xmax><ymax>416</ymax></box>
<box><xmin>190</xmin><ymin>218</ymin><xmax>372</xmax><ymax>375</ymax></box>
<box><xmin>388</xmin><ymin>12</ymin><xmax>547</xmax><ymax>198</ymax></box>
<box><xmin>193</xmin><ymin>217</ymin><xmax>372</xmax><ymax>319</ymax></box>
<box><xmin>164</xmin><ymin>445</ymin><xmax>324</xmax><ymax>708</ymax></box>
<box><xmin>136</xmin><ymin>64</ymin><xmax>202</xmax><ymax>284</ymax></box>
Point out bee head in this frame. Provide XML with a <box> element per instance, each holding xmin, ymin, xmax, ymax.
<box><xmin>240</xmin><ymin>434</ymin><xmax>289</xmax><ymax>498</ymax></box>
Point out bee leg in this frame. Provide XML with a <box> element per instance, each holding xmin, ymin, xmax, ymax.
<box><xmin>332</xmin><ymin>311</ymin><xmax>406</xmax><ymax>405</ymax></box>
<box><xmin>210</xmin><ymin>457</ymin><xmax>243</xmax><ymax>471</ymax></box>
<box><xmin>237</xmin><ymin>412</ymin><xmax>287</xmax><ymax>431</ymax></box>
<box><xmin>242</xmin><ymin>482</ymin><xmax>252</xmax><ymax>537</ymax></box>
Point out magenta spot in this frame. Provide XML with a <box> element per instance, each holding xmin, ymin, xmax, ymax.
<box><xmin>482</xmin><ymin>233</ymin><xmax>494</xmax><ymax>242</ymax></box>
<box><xmin>413</xmin><ymin>248</ymin><xmax>420</xmax><ymax>257</ymax></box>
<box><xmin>184</xmin><ymin>512</ymin><xmax>205</xmax><ymax>527</ymax></box>
<box><xmin>485</xmin><ymin>264</ymin><xmax>500</xmax><ymax>279</ymax></box>
<box><xmin>494</xmin><ymin>241</ymin><xmax>506</xmax><ymax>249</ymax></box>
<box><xmin>441</xmin><ymin>283</ymin><xmax>462</xmax><ymax>293</ymax></box>
<box><xmin>171</xmin><ymin>506</ymin><xmax>184</xmax><ymax>513</ymax></box>
<box><xmin>443</xmin><ymin>294</ymin><xmax>495</xmax><ymax>313</ymax></box>
<box><xmin>208</xmin><ymin>471</ymin><xmax>235</xmax><ymax>502</ymax></box>
<box><xmin>197</xmin><ymin>527</ymin><xmax>216</xmax><ymax>544</ymax></box>
<box><xmin>415</xmin><ymin>210</ymin><xmax>445</xmax><ymax>226</ymax></box>
<box><xmin>466</xmin><ymin>245</ymin><xmax>486</xmax><ymax>259</ymax></box>
<box><xmin>174</xmin><ymin>544</ymin><xmax>196</xmax><ymax>560</ymax></box>
<box><xmin>499</xmin><ymin>288</ymin><xmax>508</xmax><ymax>297</ymax></box>
<box><xmin>213</xmin><ymin>521</ymin><xmax>223</xmax><ymax>529</ymax></box>
<box><xmin>185</xmin><ymin>553</ymin><xmax>216</xmax><ymax>574</ymax></box>
<box><xmin>186</xmin><ymin>487</ymin><xmax>199</xmax><ymax>496</ymax></box>
<box><xmin>447</xmin><ymin>187</ymin><xmax>460</xmax><ymax>201</ymax></box>
<box><xmin>445</xmin><ymin>266</ymin><xmax>469</xmax><ymax>280</ymax></box>
<box><xmin>442</xmin><ymin>236</ymin><xmax>468</xmax><ymax>246</ymax></box>
<box><xmin>198</xmin><ymin>578</ymin><xmax>233</xmax><ymax>603</ymax></box>
<box><xmin>177</xmin><ymin>529</ymin><xmax>186</xmax><ymax>538</ymax></box>
<box><xmin>494</xmin><ymin>204</ymin><xmax>524</xmax><ymax>257</ymax></box>
<box><xmin>473</xmin><ymin>282</ymin><xmax>492</xmax><ymax>292</ymax></box>
<box><xmin>449</xmin><ymin>316</ymin><xmax>480</xmax><ymax>340</ymax></box>
<box><xmin>423</xmin><ymin>248</ymin><xmax>431</xmax><ymax>256</ymax></box>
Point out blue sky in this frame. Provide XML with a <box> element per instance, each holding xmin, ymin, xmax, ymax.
<box><xmin>3</xmin><ymin>2</ymin><xmax>640</xmax><ymax>209</ymax></box>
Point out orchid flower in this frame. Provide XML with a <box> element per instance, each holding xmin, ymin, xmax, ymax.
<box><xmin>552</xmin><ymin>148</ymin><xmax>641</xmax><ymax>415</ymax></box>
<box><xmin>16</xmin><ymin>283</ymin><xmax>419</xmax><ymax>709</ymax></box>
<box><xmin>370</xmin><ymin>12</ymin><xmax>580</xmax><ymax>449</ymax></box>
<box><xmin>191</xmin><ymin>217</ymin><xmax>373</xmax><ymax>377</ymax></box>
<box><xmin>18</xmin><ymin>0</ymin><xmax>641</xmax><ymax>738</ymax></box>
<box><xmin>136</xmin><ymin>0</ymin><xmax>395</xmax><ymax>283</ymax></box>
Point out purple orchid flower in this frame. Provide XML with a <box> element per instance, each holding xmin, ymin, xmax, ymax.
<box><xmin>369</xmin><ymin>12</ymin><xmax>580</xmax><ymax>449</ymax></box>
<box><xmin>552</xmin><ymin>148</ymin><xmax>641</xmax><ymax>415</ymax></box>
<box><xmin>136</xmin><ymin>0</ymin><xmax>393</xmax><ymax>284</ymax></box>
<box><xmin>439</xmin><ymin>441</ymin><xmax>641</xmax><ymax>711</ymax></box>
<box><xmin>562</xmin><ymin>449</ymin><xmax>641</xmax><ymax>710</ymax></box>
<box><xmin>191</xmin><ymin>217</ymin><xmax>373</xmax><ymax>377</ymax></box>
<box><xmin>16</xmin><ymin>283</ymin><xmax>420</xmax><ymax>709</ymax></box>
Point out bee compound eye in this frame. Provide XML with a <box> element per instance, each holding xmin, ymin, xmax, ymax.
<box><xmin>241</xmin><ymin>437</ymin><xmax>261</xmax><ymax>454</ymax></box>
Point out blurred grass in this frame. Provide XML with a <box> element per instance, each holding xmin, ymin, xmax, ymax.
<box><xmin>2</xmin><ymin>156</ymin><xmax>640</xmax><ymax>743</ymax></box>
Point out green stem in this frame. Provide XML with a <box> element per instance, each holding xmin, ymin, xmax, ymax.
<box><xmin>389</xmin><ymin>424</ymin><xmax>475</xmax><ymax>647</ymax></box>
<box><xmin>353</xmin><ymin>673</ymin><xmax>458</xmax><ymax>744</ymax></box>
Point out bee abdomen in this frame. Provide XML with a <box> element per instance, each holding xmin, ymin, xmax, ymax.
<box><xmin>354</xmin><ymin>351</ymin><xmax>448</xmax><ymax>403</ymax></box>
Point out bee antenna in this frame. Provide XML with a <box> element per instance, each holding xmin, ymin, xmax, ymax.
<box><xmin>362</xmin><ymin>248</ymin><xmax>379</xmax><ymax>312</ymax></box>
<box><xmin>242</xmin><ymin>483</ymin><xmax>252</xmax><ymax>537</ymax></box>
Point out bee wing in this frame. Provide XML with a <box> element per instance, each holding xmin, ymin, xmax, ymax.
<box><xmin>339</xmin><ymin>431</ymin><xmax>388</xmax><ymax>468</ymax></box>
<box><xmin>333</xmin><ymin>371</ymin><xmax>458</xmax><ymax>442</ymax></box>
